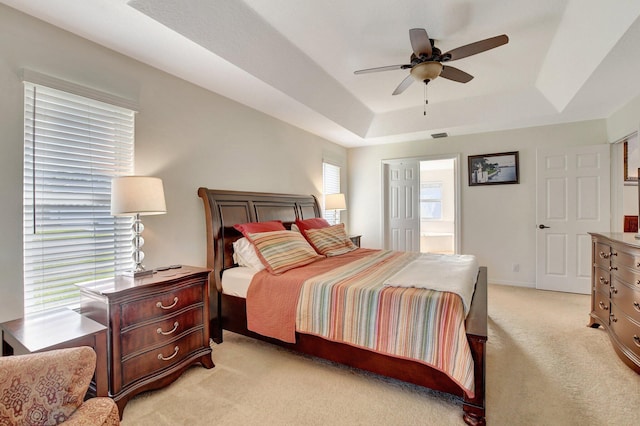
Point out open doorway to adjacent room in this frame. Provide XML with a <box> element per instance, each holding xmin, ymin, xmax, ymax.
<box><xmin>419</xmin><ymin>158</ymin><xmax>456</xmax><ymax>254</ymax></box>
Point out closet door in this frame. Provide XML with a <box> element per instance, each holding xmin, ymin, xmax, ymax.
<box><xmin>385</xmin><ymin>160</ymin><xmax>420</xmax><ymax>252</ymax></box>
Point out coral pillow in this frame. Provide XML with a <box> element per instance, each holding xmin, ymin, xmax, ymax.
<box><xmin>234</xmin><ymin>220</ymin><xmax>286</xmax><ymax>238</ymax></box>
<box><xmin>247</xmin><ymin>230</ymin><xmax>324</xmax><ymax>274</ymax></box>
<box><xmin>304</xmin><ymin>223</ymin><xmax>358</xmax><ymax>257</ymax></box>
<box><xmin>295</xmin><ymin>217</ymin><xmax>330</xmax><ymax>233</ymax></box>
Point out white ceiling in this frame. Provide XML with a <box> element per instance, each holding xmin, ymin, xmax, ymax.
<box><xmin>4</xmin><ymin>0</ymin><xmax>640</xmax><ymax>147</ymax></box>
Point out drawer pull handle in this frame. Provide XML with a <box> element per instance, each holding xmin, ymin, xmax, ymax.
<box><xmin>158</xmin><ymin>346</ymin><xmax>179</xmax><ymax>361</ymax></box>
<box><xmin>636</xmin><ymin>279</ymin><xmax>640</xmax><ymax>286</ymax></box>
<box><xmin>156</xmin><ymin>297</ymin><xmax>179</xmax><ymax>310</ymax></box>
<box><xmin>609</xmin><ymin>266</ymin><xmax>618</xmax><ymax>271</ymax></box>
<box><xmin>634</xmin><ymin>302</ymin><xmax>640</xmax><ymax>312</ymax></box>
<box><xmin>611</xmin><ymin>252</ymin><xmax>617</xmax><ymax>257</ymax></box>
<box><xmin>157</xmin><ymin>322</ymin><xmax>179</xmax><ymax>335</ymax></box>
<box><xmin>599</xmin><ymin>301</ymin><xmax>609</xmax><ymax>311</ymax></box>
<box><xmin>599</xmin><ymin>251</ymin><xmax>610</xmax><ymax>259</ymax></box>
<box><xmin>599</xmin><ymin>277</ymin><xmax>609</xmax><ymax>285</ymax></box>
<box><xmin>634</xmin><ymin>335</ymin><xmax>640</xmax><ymax>348</ymax></box>
<box><xmin>610</xmin><ymin>314</ymin><xmax>617</xmax><ymax>323</ymax></box>
<box><xmin>610</xmin><ymin>286</ymin><xmax>618</xmax><ymax>294</ymax></box>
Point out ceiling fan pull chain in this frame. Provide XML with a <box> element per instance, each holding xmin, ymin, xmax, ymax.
<box><xmin>424</xmin><ymin>83</ymin><xmax>428</xmax><ymax>116</ymax></box>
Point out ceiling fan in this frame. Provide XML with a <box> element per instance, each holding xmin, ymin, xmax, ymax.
<box><xmin>354</xmin><ymin>28</ymin><xmax>509</xmax><ymax>95</ymax></box>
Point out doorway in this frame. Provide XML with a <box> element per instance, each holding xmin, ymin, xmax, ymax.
<box><xmin>383</xmin><ymin>154</ymin><xmax>460</xmax><ymax>253</ymax></box>
<box><xmin>419</xmin><ymin>158</ymin><xmax>456</xmax><ymax>254</ymax></box>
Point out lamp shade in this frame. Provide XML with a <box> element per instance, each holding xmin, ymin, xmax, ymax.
<box><xmin>110</xmin><ymin>176</ymin><xmax>167</xmax><ymax>216</ymax></box>
<box><xmin>325</xmin><ymin>193</ymin><xmax>346</xmax><ymax>210</ymax></box>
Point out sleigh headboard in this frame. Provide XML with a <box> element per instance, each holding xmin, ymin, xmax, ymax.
<box><xmin>197</xmin><ymin>188</ymin><xmax>321</xmax><ymax>292</ymax></box>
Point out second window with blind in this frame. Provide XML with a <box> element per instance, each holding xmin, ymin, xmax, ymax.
<box><xmin>322</xmin><ymin>162</ymin><xmax>342</xmax><ymax>224</ymax></box>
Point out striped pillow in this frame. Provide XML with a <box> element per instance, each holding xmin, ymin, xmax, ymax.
<box><xmin>247</xmin><ymin>230</ymin><xmax>324</xmax><ymax>274</ymax></box>
<box><xmin>304</xmin><ymin>223</ymin><xmax>357</xmax><ymax>257</ymax></box>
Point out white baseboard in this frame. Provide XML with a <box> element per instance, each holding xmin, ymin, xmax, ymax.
<box><xmin>489</xmin><ymin>279</ymin><xmax>535</xmax><ymax>288</ymax></box>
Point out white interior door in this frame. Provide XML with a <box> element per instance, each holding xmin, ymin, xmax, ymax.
<box><xmin>385</xmin><ymin>160</ymin><xmax>420</xmax><ymax>251</ymax></box>
<box><xmin>536</xmin><ymin>144</ymin><xmax>610</xmax><ymax>293</ymax></box>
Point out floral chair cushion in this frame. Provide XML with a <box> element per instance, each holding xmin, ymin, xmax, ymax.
<box><xmin>0</xmin><ymin>346</ymin><xmax>119</xmax><ymax>425</ymax></box>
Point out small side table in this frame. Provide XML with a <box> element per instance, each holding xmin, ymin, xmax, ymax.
<box><xmin>349</xmin><ymin>235</ymin><xmax>362</xmax><ymax>247</ymax></box>
<box><xmin>0</xmin><ymin>307</ymin><xmax>108</xmax><ymax>397</ymax></box>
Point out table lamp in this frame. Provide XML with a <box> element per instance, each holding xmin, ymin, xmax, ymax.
<box><xmin>111</xmin><ymin>176</ymin><xmax>166</xmax><ymax>277</ymax></box>
<box><xmin>325</xmin><ymin>193</ymin><xmax>346</xmax><ymax>225</ymax></box>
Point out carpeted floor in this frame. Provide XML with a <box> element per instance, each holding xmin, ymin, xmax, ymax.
<box><xmin>120</xmin><ymin>284</ymin><xmax>640</xmax><ymax>425</ymax></box>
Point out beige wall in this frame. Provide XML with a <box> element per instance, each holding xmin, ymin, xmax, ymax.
<box><xmin>0</xmin><ymin>5</ymin><xmax>346</xmax><ymax>322</ymax></box>
<box><xmin>348</xmin><ymin>121</ymin><xmax>610</xmax><ymax>287</ymax></box>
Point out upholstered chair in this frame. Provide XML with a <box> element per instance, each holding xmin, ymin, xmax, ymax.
<box><xmin>0</xmin><ymin>346</ymin><xmax>119</xmax><ymax>425</ymax></box>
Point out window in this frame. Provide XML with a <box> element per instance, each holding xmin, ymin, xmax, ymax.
<box><xmin>420</xmin><ymin>182</ymin><xmax>443</xmax><ymax>220</ymax></box>
<box><xmin>23</xmin><ymin>81</ymin><xmax>135</xmax><ymax>314</ymax></box>
<box><xmin>322</xmin><ymin>162</ymin><xmax>341</xmax><ymax>224</ymax></box>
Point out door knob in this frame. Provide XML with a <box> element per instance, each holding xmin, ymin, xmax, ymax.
<box><xmin>538</xmin><ymin>224</ymin><xmax>550</xmax><ymax>229</ymax></box>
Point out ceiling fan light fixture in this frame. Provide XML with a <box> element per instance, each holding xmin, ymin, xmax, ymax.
<box><xmin>410</xmin><ymin>61</ymin><xmax>443</xmax><ymax>81</ymax></box>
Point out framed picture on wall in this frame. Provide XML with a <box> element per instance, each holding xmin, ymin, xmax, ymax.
<box><xmin>468</xmin><ymin>151</ymin><xmax>520</xmax><ymax>186</ymax></box>
<box><xmin>623</xmin><ymin>132</ymin><xmax>639</xmax><ymax>184</ymax></box>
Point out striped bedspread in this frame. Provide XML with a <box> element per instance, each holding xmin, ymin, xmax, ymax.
<box><xmin>296</xmin><ymin>250</ymin><xmax>476</xmax><ymax>397</ymax></box>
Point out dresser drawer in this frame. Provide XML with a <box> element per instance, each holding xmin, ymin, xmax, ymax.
<box><xmin>120</xmin><ymin>281</ymin><xmax>205</xmax><ymax>328</ymax></box>
<box><xmin>612</xmin><ymin>263</ymin><xmax>640</xmax><ymax>288</ymax></box>
<box><xmin>611</xmin><ymin>246</ymin><xmax>640</xmax><ymax>272</ymax></box>
<box><xmin>595</xmin><ymin>242</ymin><xmax>611</xmax><ymax>269</ymax></box>
<box><xmin>120</xmin><ymin>306</ymin><xmax>204</xmax><ymax>356</ymax></box>
<box><xmin>592</xmin><ymin>291</ymin><xmax>610</xmax><ymax>326</ymax></box>
<box><xmin>610</xmin><ymin>304</ymin><xmax>640</xmax><ymax>358</ymax></box>
<box><xmin>121</xmin><ymin>328</ymin><xmax>205</xmax><ymax>385</ymax></box>
<box><xmin>611</xmin><ymin>280</ymin><xmax>640</xmax><ymax>324</ymax></box>
<box><xmin>593</xmin><ymin>265</ymin><xmax>611</xmax><ymax>293</ymax></box>
<box><xmin>594</xmin><ymin>242</ymin><xmax>611</xmax><ymax>269</ymax></box>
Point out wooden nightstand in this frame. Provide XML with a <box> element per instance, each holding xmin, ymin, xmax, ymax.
<box><xmin>349</xmin><ymin>235</ymin><xmax>362</xmax><ymax>247</ymax></box>
<box><xmin>76</xmin><ymin>266</ymin><xmax>214</xmax><ymax>417</ymax></box>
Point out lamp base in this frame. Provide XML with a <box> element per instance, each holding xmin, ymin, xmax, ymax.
<box><xmin>122</xmin><ymin>269</ymin><xmax>155</xmax><ymax>278</ymax></box>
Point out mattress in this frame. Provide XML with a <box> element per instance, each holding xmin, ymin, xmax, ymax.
<box><xmin>221</xmin><ymin>266</ymin><xmax>256</xmax><ymax>298</ymax></box>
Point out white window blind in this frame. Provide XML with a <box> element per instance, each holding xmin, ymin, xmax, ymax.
<box><xmin>23</xmin><ymin>82</ymin><xmax>134</xmax><ymax>314</ymax></box>
<box><xmin>322</xmin><ymin>162</ymin><xmax>341</xmax><ymax>224</ymax></box>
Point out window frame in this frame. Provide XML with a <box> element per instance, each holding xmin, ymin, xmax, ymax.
<box><xmin>22</xmin><ymin>79</ymin><xmax>135</xmax><ymax>314</ymax></box>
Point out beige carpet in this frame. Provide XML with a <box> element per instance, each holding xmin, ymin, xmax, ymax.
<box><xmin>121</xmin><ymin>284</ymin><xmax>640</xmax><ymax>425</ymax></box>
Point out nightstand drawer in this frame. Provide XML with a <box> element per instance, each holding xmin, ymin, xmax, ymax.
<box><xmin>121</xmin><ymin>328</ymin><xmax>205</xmax><ymax>385</ymax></box>
<box><xmin>120</xmin><ymin>281</ymin><xmax>205</xmax><ymax>328</ymax></box>
<box><xmin>120</xmin><ymin>306</ymin><xmax>204</xmax><ymax>356</ymax></box>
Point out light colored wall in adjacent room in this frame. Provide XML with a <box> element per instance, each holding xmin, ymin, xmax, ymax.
<box><xmin>347</xmin><ymin>121</ymin><xmax>609</xmax><ymax>287</ymax></box>
<box><xmin>0</xmin><ymin>5</ymin><xmax>346</xmax><ymax>322</ymax></box>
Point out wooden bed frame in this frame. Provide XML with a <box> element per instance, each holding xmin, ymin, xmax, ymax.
<box><xmin>198</xmin><ymin>188</ymin><xmax>487</xmax><ymax>425</ymax></box>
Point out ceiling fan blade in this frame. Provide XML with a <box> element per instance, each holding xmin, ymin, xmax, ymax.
<box><xmin>409</xmin><ymin>28</ymin><xmax>432</xmax><ymax>57</ymax></box>
<box><xmin>392</xmin><ymin>74</ymin><xmax>414</xmax><ymax>95</ymax></box>
<box><xmin>442</xmin><ymin>34</ymin><xmax>509</xmax><ymax>61</ymax></box>
<box><xmin>354</xmin><ymin>64</ymin><xmax>409</xmax><ymax>74</ymax></box>
<box><xmin>439</xmin><ymin>65</ymin><xmax>474</xmax><ymax>83</ymax></box>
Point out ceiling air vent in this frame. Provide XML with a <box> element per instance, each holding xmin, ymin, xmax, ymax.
<box><xmin>431</xmin><ymin>132</ymin><xmax>448</xmax><ymax>139</ymax></box>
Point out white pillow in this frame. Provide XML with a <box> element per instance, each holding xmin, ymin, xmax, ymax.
<box><xmin>290</xmin><ymin>223</ymin><xmax>300</xmax><ymax>232</ymax></box>
<box><xmin>232</xmin><ymin>237</ymin><xmax>265</xmax><ymax>271</ymax></box>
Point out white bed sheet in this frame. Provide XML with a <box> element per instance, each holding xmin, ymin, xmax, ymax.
<box><xmin>221</xmin><ymin>266</ymin><xmax>257</xmax><ymax>298</ymax></box>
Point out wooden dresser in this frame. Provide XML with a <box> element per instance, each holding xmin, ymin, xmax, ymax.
<box><xmin>589</xmin><ymin>233</ymin><xmax>640</xmax><ymax>373</ymax></box>
<box><xmin>77</xmin><ymin>266</ymin><xmax>214</xmax><ymax>416</ymax></box>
